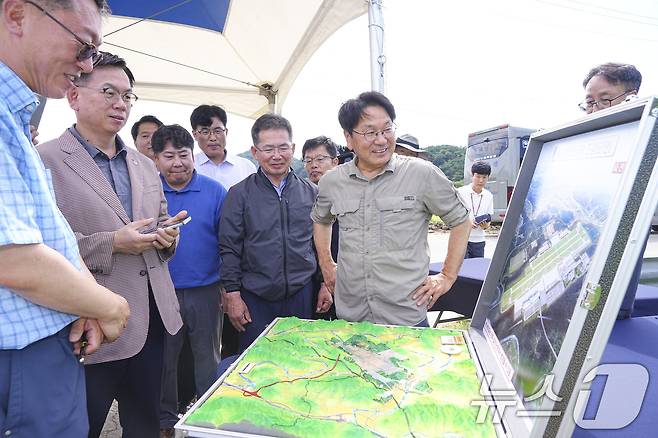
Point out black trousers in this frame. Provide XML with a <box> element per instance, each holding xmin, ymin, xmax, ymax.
<box><xmin>85</xmin><ymin>290</ymin><xmax>165</xmax><ymax>438</ymax></box>
<box><xmin>465</xmin><ymin>241</ymin><xmax>485</xmax><ymax>258</ymax></box>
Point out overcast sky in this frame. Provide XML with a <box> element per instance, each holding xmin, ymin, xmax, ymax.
<box><xmin>38</xmin><ymin>0</ymin><xmax>658</xmax><ymax>155</ymax></box>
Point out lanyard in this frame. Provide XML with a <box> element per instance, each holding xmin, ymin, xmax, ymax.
<box><xmin>470</xmin><ymin>192</ymin><xmax>483</xmax><ymax>216</ymax></box>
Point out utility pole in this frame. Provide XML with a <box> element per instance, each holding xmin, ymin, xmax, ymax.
<box><xmin>368</xmin><ymin>0</ymin><xmax>386</xmax><ymax>93</ymax></box>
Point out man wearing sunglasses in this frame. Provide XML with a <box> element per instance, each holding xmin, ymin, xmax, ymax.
<box><xmin>0</xmin><ymin>0</ymin><xmax>130</xmax><ymax>436</ymax></box>
<box><xmin>580</xmin><ymin>62</ymin><xmax>648</xmax><ymax>320</ymax></box>
<box><xmin>39</xmin><ymin>52</ymin><xmax>185</xmax><ymax>437</ymax></box>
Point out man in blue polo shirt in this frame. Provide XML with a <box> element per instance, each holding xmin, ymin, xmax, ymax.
<box><xmin>152</xmin><ymin>124</ymin><xmax>227</xmax><ymax>434</ymax></box>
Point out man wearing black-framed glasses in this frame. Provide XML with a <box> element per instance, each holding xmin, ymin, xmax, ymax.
<box><xmin>580</xmin><ymin>62</ymin><xmax>648</xmax><ymax>321</ymax></box>
<box><xmin>579</xmin><ymin>62</ymin><xmax>641</xmax><ymax>114</ymax></box>
<box><xmin>0</xmin><ymin>1</ymin><xmax>130</xmax><ymax>437</ymax></box>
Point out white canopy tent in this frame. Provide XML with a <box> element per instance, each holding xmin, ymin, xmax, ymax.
<box><xmin>99</xmin><ymin>0</ymin><xmax>375</xmax><ymax>120</ymax></box>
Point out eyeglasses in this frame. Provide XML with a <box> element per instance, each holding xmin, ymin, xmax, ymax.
<box><xmin>195</xmin><ymin>127</ymin><xmax>227</xmax><ymax>137</ymax></box>
<box><xmin>578</xmin><ymin>90</ymin><xmax>635</xmax><ymax>112</ymax></box>
<box><xmin>254</xmin><ymin>144</ymin><xmax>292</xmax><ymax>155</ymax></box>
<box><xmin>77</xmin><ymin>85</ymin><xmax>139</xmax><ymax>105</ymax></box>
<box><xmin>352</xmin><ymin>125</ymin><xmax>396</xmax><ymax>142</ymax></box>
<box><xmin>302</xmin><ymin>155</ymin><xmax>334</xmax><ymax>165</ymax></box>
<box><xmin>24</xmin><ymin>0</ymin><xmax>100</xmax><ymax>63</ymax></box>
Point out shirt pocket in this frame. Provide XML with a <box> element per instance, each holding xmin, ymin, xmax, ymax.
<box><xmin>330</xmin><ymin>198</ymin><xmax>362</xmax><ymax>253</ymax></box>
<box><xmin>331</xmin><ymin>199</ymin><xmax>361</xmax><ymax>231</ymax></box>
<box><xmin>375</xmin><ymin>196</ymin><xmax>417</xmax><ymax>250</ymax></box>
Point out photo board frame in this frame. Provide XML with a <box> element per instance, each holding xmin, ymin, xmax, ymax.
<box><xmin>469</xmin><ymin>95</ymin><xmax>658</xmax><ymax>437</ymax></box>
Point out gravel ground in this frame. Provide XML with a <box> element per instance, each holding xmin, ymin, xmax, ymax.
<box><xmin>99</xmin><ymin>401</ymin><xmax>121</xmax><ymax>438</ymax></box>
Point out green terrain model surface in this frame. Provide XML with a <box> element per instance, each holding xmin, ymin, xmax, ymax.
<box><xmin>183</xmin><ymin>317</ymin><xmax>495</xmax><ymax>438</ymax></box>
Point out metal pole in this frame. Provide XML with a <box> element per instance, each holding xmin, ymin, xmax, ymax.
<box><xmin>259</xmin><ymin>83</ymin><xmax>278</xmax><ymax>114</ymax></box>
<box><xmin>367</xmin><ymin>0</ymin><xmax>386</xmax><ymax>93</ymax></box>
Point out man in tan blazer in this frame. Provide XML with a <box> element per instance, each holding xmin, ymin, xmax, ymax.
<box><xmin>39</xmin><ymin>52</ymin><xmax>184</xmax><ymax>438</ymax></box>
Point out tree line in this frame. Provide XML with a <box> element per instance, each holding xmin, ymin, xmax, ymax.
<box><xmin>238</xmin><ymin>144</ymin><xmax>466</xmax><ymax>185</ymax></box>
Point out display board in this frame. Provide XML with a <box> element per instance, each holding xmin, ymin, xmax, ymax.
<box><xmin>486</xmin><ymin>122</ymin><xmax>639</xmax><ymax>402</ymax></box>
<box><xmin>177</xmin><ymin>317</ymin><xmax>497</xmax><ymax>438</ymax></box>
<box><xmin>470</xmin><ymin>96</ymin><xmax>658</xmax><ymax>437</ymax></box>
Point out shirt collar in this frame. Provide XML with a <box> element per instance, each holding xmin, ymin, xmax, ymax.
<box><xmin>161</xmin><ymin>170</ymin><xmax>200</xmax><ymax>193</ymax></box>
<box><xmin>257</xmin><ymin>166</ymin><xmax>292</xmax><ymax>188</ymax></box>
<box><xmin>69</xmin><ymin>125</ymin><xmax>127</xmax><ymax>159</ymax></box>
<box><xmin>223</xmin><ymin>154</ymin><xmax>238</xmax><ymax>166</ymax></box>
<box><xmin>347</xmin><ymin>153</ymin><xmax>396</xmax><ymax>180</ymax></box>
<box><xmin>195</xmin><ymin>148</ymin><xmax>236</xmax><ymax>166</ymax></box>
<box><xmin>469</xmin><ymin>185</ymin><xmax>484</xmax><ymax>195</ymax></box>
<box><xmin>263</xmin><ymin>170</ymin><xmax>290</xmax><ymax>189</ymax></box>
<box><xmin>0</xmin><ymin>62</ymin><xmax>38</xmax><ymax>117</ymax></box>
<box><xmin>196</xmin><ymin>150</ymin><xmax>211</xmax><ymax>165</ymax></box>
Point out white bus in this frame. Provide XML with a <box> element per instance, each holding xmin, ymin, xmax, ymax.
<box><xmin>465</xmin><ymin>124</ymin><xmax>658</xmax><ymax>231</ymax></box>
<box><xmin>464</xmin><ymin>124</ymin><xmax>534</xmax><ymax>223</ymax></box>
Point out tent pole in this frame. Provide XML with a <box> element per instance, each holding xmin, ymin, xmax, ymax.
<box><xmin>259</xmin><ymin>83</ymin><xmax>278</xmax><ymax>114</ymax></box>
<box><xmin>368</xmin><ymin>0</ymin><xmax>386</xmax><ymax>93</ymax></box>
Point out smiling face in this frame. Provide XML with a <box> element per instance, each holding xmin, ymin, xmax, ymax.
<box><xmin>154</xmin><ymin>143</ymin><xmax>195</xmax><ymax>190</ymax></box>
<box><xmin>18</xmin><ymin>0</ymin><xmax>102</xmax><ymax>98</ymax></box>
<box><xmin>344</xmin><ymin>105</ymin><xmax>396</xmax><ymax>177</ymax></box>
<box><xmin>251</xmin><ymin>128</ymin><xmax>294</xmax><ymax>184</ymax></box>
<box><xmin>67</xmin><ymin>66</ymin><xmax>132</xmax><ymax>136</ymax></box>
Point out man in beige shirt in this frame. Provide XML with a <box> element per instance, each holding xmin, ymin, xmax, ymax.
<box><xmin>312</xmin><ymin>91</ymin><xmax>471</xmax><ymax>326</ymax></box>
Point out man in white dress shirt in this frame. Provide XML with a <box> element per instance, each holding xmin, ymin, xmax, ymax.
<box><xmin>191</xmin><ymin>104</ymin><xmax>256</xmax><ymax>190</ymax></box>
<box><xmin>457</xmin><ymin>161</ymin><xmax>494</xmax><ymax>258</ymax></box>
<box><xmin>191</xmin><ymin>104</ymin><xmax>256</xmax><ymax>360</ymax></box>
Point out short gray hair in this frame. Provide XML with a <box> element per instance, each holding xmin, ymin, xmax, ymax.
<box><xmin>251</xmin><ymin>113</ymin><xmax>293</xmax><ymax>145</ymax></box>
<box><xmin>0</xmin><ymin>0</ymin><xmax>112</xmax><ymax>14</ymax></box>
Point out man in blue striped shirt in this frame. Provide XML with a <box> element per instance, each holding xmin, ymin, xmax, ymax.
<box><xmin>0</xmin><ymin>0</ymin><xmax>129</xmax><ymax>435</ymax></box>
